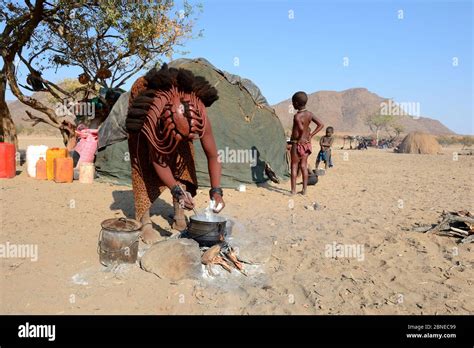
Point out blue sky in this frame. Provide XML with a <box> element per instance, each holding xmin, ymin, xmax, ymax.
<box><xmin>6</xmin><ymin>0</ymin><xmax>473</xmax><ymax>134</ymax></box>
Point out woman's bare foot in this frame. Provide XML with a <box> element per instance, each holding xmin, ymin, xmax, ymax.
<box><xmin>172</xmin><ymin>217</ymin><xmax>187</xmax><ymax>231</ymax></box>
<box><xmin>140</xmin><ymin>209</ymin><xmax>161</xmax><ymax>244</ymax></box>
<box><xmin>140</xmin><ymin>223</ymin><xmax>161</xmax><ymax>244</ymax></box>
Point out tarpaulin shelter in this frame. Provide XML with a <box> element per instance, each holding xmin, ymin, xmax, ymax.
<box><xmin>95</xmin><ymin>58</ymin><xmax>289</xmax><ymax>187</ymax></box>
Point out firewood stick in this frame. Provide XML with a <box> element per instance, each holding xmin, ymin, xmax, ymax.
<box><xmin>438</xmin><ymin>231</ymin><xmax>467</xmax><ymax>238</ymax></box>
<box><xmin>450</xmin><ymin>227</ymin><xmax>469</xmax><ymax>235</ymax></box>
<box><xmin>426</xmin><ymin>220</ymin><xmax>450</xmax><ymax>233</ymax></box>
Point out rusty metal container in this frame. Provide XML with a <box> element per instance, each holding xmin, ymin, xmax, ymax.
<box><xmin>98</xmin><ymin>218</ymin><xmax>141</xmax><ymax>266</ymax></box>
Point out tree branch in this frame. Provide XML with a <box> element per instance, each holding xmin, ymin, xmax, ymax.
<box><xmin>24</xmin><ymin>110</ymin><xmax>58</xmax><ymax>128</ymax></box>
<box><xmin>115</xmin><ymin>59</ymin><xmax>149</xmax><ymax>87</ymax></box>
<box><xmin>4</xmin><ymin>60</ymin><xmax>59</xmax><ymax>126</ymax></box>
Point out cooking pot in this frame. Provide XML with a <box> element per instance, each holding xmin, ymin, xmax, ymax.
<box><xmin>186</xmin><ymin>215</ymin><xmax>227</xmax><ymax>247</ymax></box>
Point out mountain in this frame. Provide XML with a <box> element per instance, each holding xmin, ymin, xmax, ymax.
<box><xmin>272</xmin><ymin>88</ymin><xmax>455</xmax><ymax>135</ymax></box>
<box><xmin>7</xmin><ymin>89</ymin><xmax>61</xmax><ymax>134</ymax></box>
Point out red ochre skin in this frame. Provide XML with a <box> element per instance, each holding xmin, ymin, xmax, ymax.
<box><xmin>290</xmin><ymin>107</ymin><xmax>324</xmax><ymax>195</ymax></box>
<box><xmin>128</xmin><ymin>90</ymin><xmax>224</xmax><ymax>243</ymax></box>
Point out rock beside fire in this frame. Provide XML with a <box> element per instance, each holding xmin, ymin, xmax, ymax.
<box><xmin>140</xmin><ymin>239</ymin><xmax>202</xmax><ymax>281</ymax></box>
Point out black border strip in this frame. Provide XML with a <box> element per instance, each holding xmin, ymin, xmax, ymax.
<box><xmin>0</xmin><ymin>315</ymin><xmax>472</xmax><ymax>347</ymax></box>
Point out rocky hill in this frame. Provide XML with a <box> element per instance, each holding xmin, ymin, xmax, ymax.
<box><xmin>272</xmin><ymin>88</ymin><xmax>454</xmax><ymax>135</ymax></box>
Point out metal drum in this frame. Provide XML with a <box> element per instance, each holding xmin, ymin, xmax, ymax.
<box><xmin>98</xmin><ymin>218</ymin><xmax>142</xmax><ymax>266</ymax></box>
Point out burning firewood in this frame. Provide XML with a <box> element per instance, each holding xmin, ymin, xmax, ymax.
<box><xmin>201</xmin><ymin>244</ymin><xmax>233</xmax><ymax>276</ymax></box>
<box><xmin>201</xmin><ymin>243</ymin><xmax>248</xmax><ymax>276</ymax></box>
<box><xmin>221</xmin><ymin>245</ymin><xmax>247</xmax><ymax>276</ymax></box>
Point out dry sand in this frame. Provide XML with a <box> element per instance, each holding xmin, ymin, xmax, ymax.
<box><xmin>1</xmin><ymin>135</ymin><xmax>473</xmax><ymax>314</ymax></box>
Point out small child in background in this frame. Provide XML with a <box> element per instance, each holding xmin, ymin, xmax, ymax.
<box><xmin>316</xmin><ymin>126</ymin><xmax>334</xmax><ymax>170</ymax></box>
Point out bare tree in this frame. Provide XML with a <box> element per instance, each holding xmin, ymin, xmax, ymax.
<box><xmin>1</xmin><ymin>0</ymin><xmax>200</xmax><ymax>148</ymax></box>
<box><xmin>460</xmin><ymin>136</ymin><xmax>474</xmax><ymax>149</ymax></box>
<box><xmin>0</xmin><ymin>0</ymin><xmax>61</xmax><ymax>149</ymax></box>
<box><xmin>386</xmin><ymin>123</ymin><xmax>405</xmax><ymax>144</ymax></box>
<box><xmin>365</xmin><ymin>113</ymin><xmax>395</xmax><ymax>145</ymax></box>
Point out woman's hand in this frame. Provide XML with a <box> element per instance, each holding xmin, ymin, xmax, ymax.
<box><xmin>211</xmin><ymin>192</ymin><xmax>225</xmax><ymax>213</ymax></box>
<box><xmin>178</xmin><ymin>190</ymin><xmax>195</xmax><ymax>210</ymax></box>
<box><xmin>170</xmin><ymin>183</ymin><xmax>195</xmax><ymax>210</ymax></box>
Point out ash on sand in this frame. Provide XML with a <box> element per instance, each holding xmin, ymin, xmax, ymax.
<box><xmin>226</xmin><ymin>219</ymin><xmax>274</xmax><ymax>265</ymax></box>
<box><xmin>199</xmin><ymin>218</ymin><xmax>274</xmax><ymax>290</ymax></box>
<box><xmin>71</xmin><ymin>263</ymin><xmax>136</xmax><ymax>286</ymax></box>
<box><xmin>70</xmin><ymin>240</ymin><xmax>156</xmax><ymax>286</ymax></box>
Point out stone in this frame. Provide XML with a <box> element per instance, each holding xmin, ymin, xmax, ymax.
<box><xmin>305</xmin><ymin>202</ymin><xmax>322</xmax><ymax>211</ymax></box>
<box><xmin>140</xmin><ymin>238</ymin><xmax>202</xmax><ymax>281</ymax></box>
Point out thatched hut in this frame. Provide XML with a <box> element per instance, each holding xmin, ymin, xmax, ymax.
<box><xmin>396</xmin><ymin>132</ymin><xmax>441</xmax><ymax>154</ymax></box>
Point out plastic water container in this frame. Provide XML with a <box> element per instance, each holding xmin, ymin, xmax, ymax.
<box><xmin>53</xmin><ymin>157</ymin><xmax>73</xmax><ymax>183</ymax></box>
<box><xmin>35</xmin><ymin>157</ymin><xmax>47</xmax><ymax>180</ymax></box>
<box><xmin>79</xmin><ymin>163</ymin><xmax>95</xmax><ymax>184</ymax></box>
<box><xmin>75</xmin><ymin>128</ymin><xmax>98</xmax><ymax>165</ymax></box>
<box><xmin>0</xmin><ymin>142</ymin><xmax>16</xmax><ymax>179</ymax></box>
<box><xmin>46</xmin><ymin>148</ymin><xmax>68</xmax><ymax>180</ymax></box>
<box><xmin>26</xmin><ymin>145</ymin><xmax>48</xmax><ymax>177</ymax></box>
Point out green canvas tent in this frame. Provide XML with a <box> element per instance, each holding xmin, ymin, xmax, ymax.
<box><xmin>95</xmin><ymin>58</ymin><xmax>289</xmax><ymax>187</ymax></box>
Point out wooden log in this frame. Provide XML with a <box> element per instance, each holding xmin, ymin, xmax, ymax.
<box><xmin>437</xmin><ymin>231</ymin><xmax>466</xmax><ymax>238</ymax></box>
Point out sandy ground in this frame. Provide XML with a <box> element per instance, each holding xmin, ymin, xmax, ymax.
<box><xmin>1</xmin><ymin>135</ymin><xmax>473</xmax><ymax>315</ymax></box>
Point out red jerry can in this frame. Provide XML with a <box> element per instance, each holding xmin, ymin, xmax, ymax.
<box><xmin>0</xmin><ymin>142</ymin><xmax>16</xmax><ymax>178</ymax></box>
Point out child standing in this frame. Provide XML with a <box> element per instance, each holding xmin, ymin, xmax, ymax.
<box><xmin>316</xmin><ymin>126</ymin><xmax>334</xmax><ymax>170</ymax></box>
<box><xmin>289</xmin><ymin>91</ymin><xmax>324</xmax><ymax>195</ymax></box>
